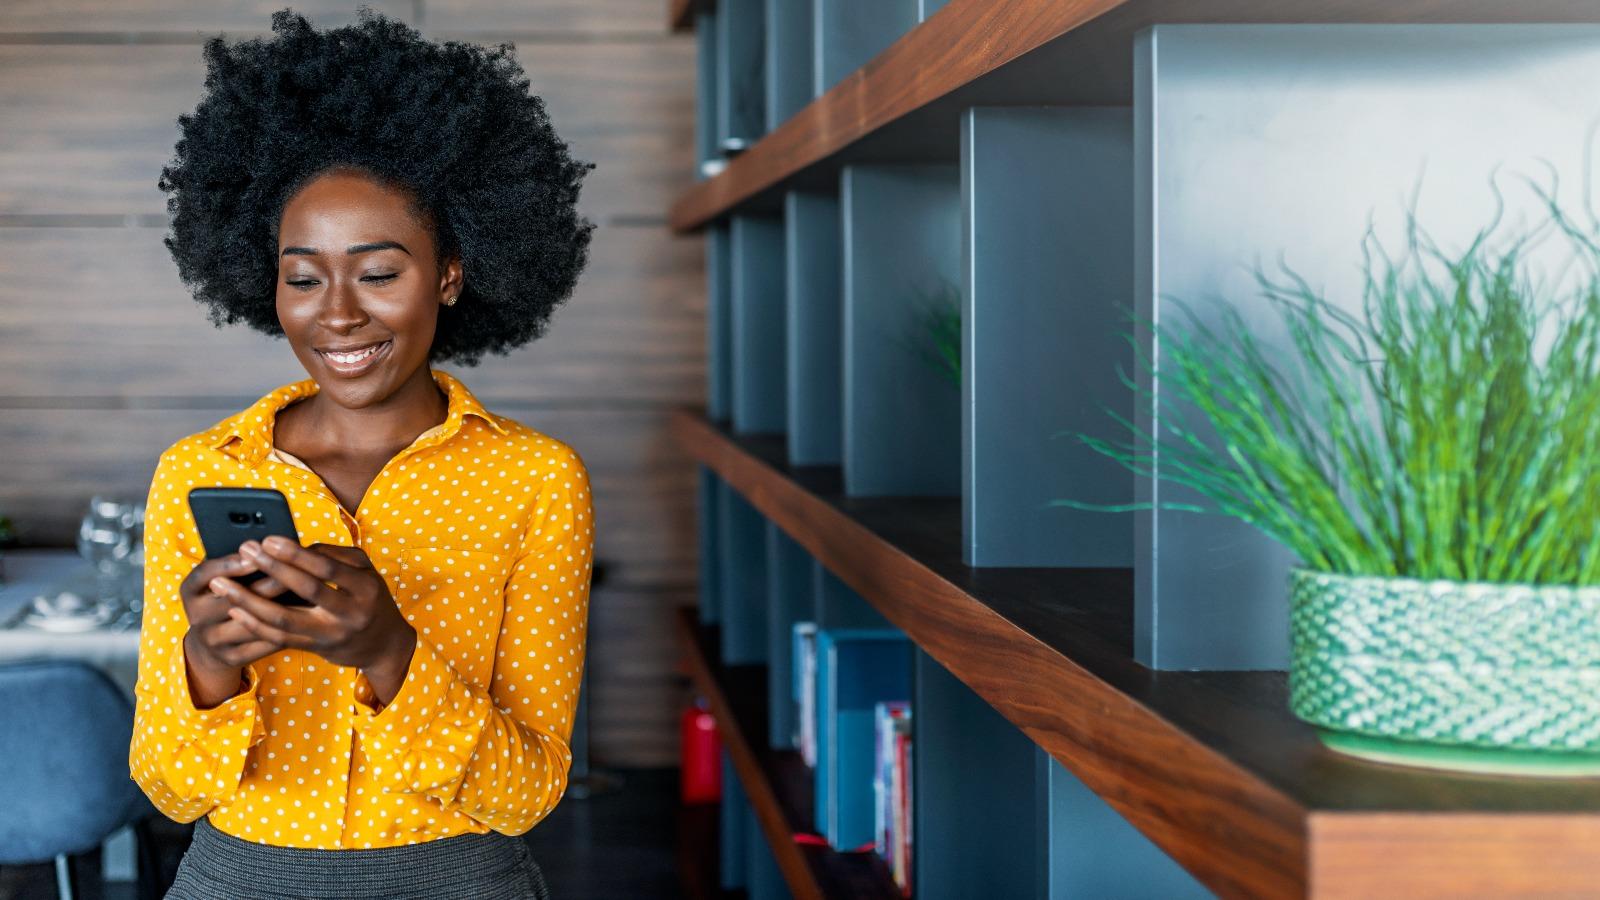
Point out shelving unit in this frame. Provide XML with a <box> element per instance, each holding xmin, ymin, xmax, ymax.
<box><xmin>670</xmin><ymin>2</ymin><xmax>1600</xmax><ymax>897</ymax></box>
<box><xmin>678</xmin><ymin>609</ymin><xmax>901</xmax><ymax>900</ymax></box>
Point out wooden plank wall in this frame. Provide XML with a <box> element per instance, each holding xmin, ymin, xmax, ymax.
<box><xmin>0</xmin><ymin>0</ymin><xmax>703</xmax><ymax>767</ymax></box>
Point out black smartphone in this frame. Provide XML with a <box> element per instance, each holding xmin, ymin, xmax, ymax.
<box><xmin>187</xmin><ymin>487</ymin><xmax>312</xmax><ymax>606</ymax></box>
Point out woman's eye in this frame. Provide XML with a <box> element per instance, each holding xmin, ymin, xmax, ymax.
<box><xmin>362</xmin><ymin>273</ymin><xmax>399</xmax><ymax>283</ymax></box>
<box><xmin>286</xmin><ymin>279</ymin><xmax>318</xmax><ymax>289</ymax></box>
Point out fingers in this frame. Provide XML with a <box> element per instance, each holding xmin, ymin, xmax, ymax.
<box><xmin>208</xmin><ymin>637</ymin><xmax>283</xmax><ymax>669</ymax></box>
<box><xmin>238</xmin><ymin>539</ymin><xmax>353</xmax><ymax>610</ymax></box>
<box><xmin>205</xmin><ymin>573</ymin><xmax>280</xmax><ymax>606</ymax></box>
<box><xmin>209</xmin><ymin>552</ymin><xmax>259</xmax><ymax>578</ymax></box>
<box><xmin>222</xmin><ymin>582</ymin><xmax>321</xmax><ymax>650</ymax></box>
<box><xmin>228</xmin><ymin>605</ymin><xmax>314</xmax><ymax>650</ymax></box>
<box><xmin>243</xmin><ymin>573</ymin><xmax>291</xmax><ymax>599</ymax></box>
<box><xmin>185</xmin><ymin>553</ymin><xmax>258</xmax><ymax>601</ymax></box>
<box><xmin>206</xmin><ymin>615</ymin><xmax>262</xmax><ymax>646</ymax></box>
<box><xmin>260</xmin><ymin>537</ymin><xmax>358</xmax><ymax>583</ymax></box>
<box><xmin>192</xmin><ymin>617</ymin><xmax>285</xmax><ymax>668</ymax></box>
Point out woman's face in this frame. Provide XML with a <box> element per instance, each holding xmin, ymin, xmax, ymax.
<box><xmin>274</xmin><ymin>169</ymin><xmax>461</xmax><ymax>407</ymax></box>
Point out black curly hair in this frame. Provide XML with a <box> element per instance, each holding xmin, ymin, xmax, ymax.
<box><xmin>158</xmin><ymin>7</ymin><xmax>596</xmax><ymax>366</ymax></box>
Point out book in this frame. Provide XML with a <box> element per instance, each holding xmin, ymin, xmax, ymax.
<box><xmin>873</xmin><ymin>701</ymin><xmax>911</xmax><ymax>860</ymax></box>
<box><xmin>897</xmin><ymin>722</ymin><xmax>913</xmax><ymax>896</ymax></box>
<box><xmin>814</xmin><ymin>628</ymin><xmax>911</xmax><ymax>850</ymax></box>
<box><xmin>793</xmin><ymin>621</ymin><xmax>819</xmax><ymax>767</ymax></box>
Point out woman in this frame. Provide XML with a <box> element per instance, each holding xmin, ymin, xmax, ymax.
<box><xmin>128</xmin><ymin>9</ymin><xmax>597</xmax><ymax>898</ymax></box>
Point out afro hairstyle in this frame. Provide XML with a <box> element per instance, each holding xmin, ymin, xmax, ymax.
<box><xmin>158</xmin><ymin>7</ymin><xmax>596</xmax><ymax>366</ymax></box>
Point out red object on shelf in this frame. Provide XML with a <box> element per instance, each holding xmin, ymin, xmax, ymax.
<box><xmin>680</xmin><ymin>694</ymin><xmax>722</xmax><ymax>804</ymax></box>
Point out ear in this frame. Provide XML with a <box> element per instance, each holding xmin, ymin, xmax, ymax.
<box><xmin>438</xmin><ymin>256</ymin><xmax>464</xmax><ymax>306</ymax></box>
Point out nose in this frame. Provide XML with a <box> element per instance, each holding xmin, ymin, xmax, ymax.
<box><xmin>316</xmin><ymin>278</ymin><xmax>370</xmax><ymax>333</ymax></box>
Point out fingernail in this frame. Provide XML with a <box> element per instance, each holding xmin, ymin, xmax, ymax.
<box><xmin>240</xmin><ymin>543</ymin><xmax>260</xmax><ymax>559</ymax></box>
<box><xmin>210</xmin><ymin>577</ymin><xmax>227</xmax><ymax>592</ymax></box>
<box><xmin>264</xmin><ymin>536</ymin><xmax>287</xmax><ymax>551</ymax></box>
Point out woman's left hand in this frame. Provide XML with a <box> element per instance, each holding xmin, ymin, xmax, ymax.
<box><xmin>230</xmin><ymin>536</ymin><xmax>416</xmax><ymax>685</ymax></box>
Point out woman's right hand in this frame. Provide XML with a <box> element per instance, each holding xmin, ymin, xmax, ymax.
<box><xmin>179</xmin><ymin>553</ymin><xmax>291</xmax><ymax>708</ymax></box>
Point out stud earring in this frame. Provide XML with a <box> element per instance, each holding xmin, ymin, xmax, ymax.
<box><xmin>443</xmin><ymin>294</ymin><xmax>458</xmax><ymax>307</ymax></box>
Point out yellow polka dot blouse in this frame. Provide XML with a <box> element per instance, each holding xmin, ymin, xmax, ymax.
<box><xmin>128</xmin><ymin>367</ymin><xmax>596</xmax><ymax>848</ymax></box>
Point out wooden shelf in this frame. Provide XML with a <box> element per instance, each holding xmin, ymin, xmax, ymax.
<box><xmin>672</xmin><ymin>407</ymin><xmax>1600</xmax><ymax>898</ymax></box>
<box><xmin>668</xmin><ymin>0</ymin><xmax>695</xmax><ymax>33</ymax></box>
<box><xmin>673</xmin><ymin>607</ymin><xmax>902</xmax><ymax>900</ymax></box>
<box><xmin>668</xmin><ymin>0</ymin><xmax>1600</xmax><ymax>232</ymax></box>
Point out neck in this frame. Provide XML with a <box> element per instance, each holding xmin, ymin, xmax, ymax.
<box><xmin>299</xmin><ymin>366</ymin><xmax>449</xmax><ymax>454</ymax></box>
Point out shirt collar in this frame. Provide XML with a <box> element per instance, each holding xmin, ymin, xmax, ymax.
<box><xmin>206</xmin><ymin>367</ymin><xmax>509</xmax><ymax>468</ymax></box>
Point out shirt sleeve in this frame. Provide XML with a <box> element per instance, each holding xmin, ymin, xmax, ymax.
<box><xmin>127</xmin><ymin>446</ymin><xmax>269</xmax><ymax>822</ymax></box>
<box><xmin>352</xmin><ymin>442</ymin><xmax>595</xmax><ymax>836</ymax></box>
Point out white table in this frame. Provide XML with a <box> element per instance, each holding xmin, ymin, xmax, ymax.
<box><xmin>0</xmin><ymin>549</ymin><xmax>142</xmax><ymax>694</ymax></box>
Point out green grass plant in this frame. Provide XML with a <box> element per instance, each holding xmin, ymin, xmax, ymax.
<box><xmin>1056</xmin><ymin>185</ymin><xmax>1600</xmax><ymax>586</ymax></box>
<box><xmin>907</xmin><ymin>278</ymin><xmax>962</xmax><ymax>388</ymax></box>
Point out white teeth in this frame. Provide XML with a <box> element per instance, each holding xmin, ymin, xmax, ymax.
<box><xmin>325</xmin><ymin>343</ymin><xmax>383</xmax><ymax>364</ymax></box>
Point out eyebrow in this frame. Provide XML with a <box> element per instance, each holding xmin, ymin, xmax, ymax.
<box><xmin>281</xmin><ymin>240</ymin><xmax>411</xmax><ymax>257</ymax></box>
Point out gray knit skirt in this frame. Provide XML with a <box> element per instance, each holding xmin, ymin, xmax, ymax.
<box><xmin>165</xmin><ymin>815</ymin><xmax>552</xmax><ymax>900</ymax></box>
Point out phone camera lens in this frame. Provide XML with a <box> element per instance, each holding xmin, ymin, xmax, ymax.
<box><xmin>253</xmin><ymin>511</ymin><xmax>266</xmax><ymax>524</ymax></box>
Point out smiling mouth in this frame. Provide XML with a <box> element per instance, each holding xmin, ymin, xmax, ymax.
<box><xmin>317</xmin><ymin>339</ymin><xmax>391</xmax><ymax>375</ymax></box>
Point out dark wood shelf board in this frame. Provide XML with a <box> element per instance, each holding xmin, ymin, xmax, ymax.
<box><xmin>673</xmin><ymin>607</ymin><xmax>903</xmax><ymax>900</ymax></box>
<box><xmin>669</xmin><ymin>0</ymin><xmax>1600</xmax><ymax>231</ymax></box>
<box><xmin>668</xmin><ymin>0</ymin><xmax>696</xmax><ymax>33</ymax></box>
<box><xmin>672</xmin><ymin>407</ymin><xmax>1600</xmax><ymax>898</ymax></box>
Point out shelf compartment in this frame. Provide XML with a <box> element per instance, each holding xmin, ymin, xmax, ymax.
<box><xmin>1035</xmin><ymin>740</ymin><xmax>1208</xmax><ymax>898</ymax></box>
<box><xmin>722</xmin><ymin>749</ymin><xmax>792</xmax><ymax>900</ymax></box>
<box><xmin>716</xmin><ymin>479</ymin><xmax>768</xmax><ymax>664</ymax></box>
<box><xmin>672</xmin><ymin>408</ymin><xmax>1600</xmax><ymax>898</ymax></box>
<box><xmin>914</xmin><ymin>644</ymin><xmax>1207</xmax><ymax>898</ymax></box>
<box><xmin>814</xmin><ymin>562</ymin><xmax>889</xmax><ymax>632</ymax></box>
<box><xmin>765</xmin><ymin>0</ymin><xmax>813</xmax><ymax>131</ymax></box>
<box><xmin>813</xmin><ymin>628</ymin><xmax>912</xmax><ymax>852</ymax></box>
<box><xmin>692</xmin><ymin>5</ymin><xmax>720</xmax><ymax>173</ymax></box>
<box><xmin>730</xmin><ymin>214</ymin><xmax>786</xmax><ymax>434</ymax></box>
<box><xmin>961</xmin><ymin>105</ymin><xmax>1135</xmax><ymax>567</ymax></box>
<box><xmin>706</xmin><ymin>222</ymin><xmax>732</xmax><ymax>421</ymax></box>
<box><xmin>670</xmin><ymin>1</ymin><xmax>1600</xmax><ymax>231</ymax></box>
<box><xmin>1130</xmin><ymin>24</ymin><xmax>1600</xmax><ymax>670</ymax></box>
<box><xmin>766</xmin><ymin>522</ymin><xmax>813</xmax><ymax>749</ymax></box>
<box><xmin>696</xmin><ymin>466</ymin><xmax>723</xmax><ymax>625</ymax></box>
<box><xmin>813</xmin><ymin>0</ymin><xmax>918</xmax><ymax>98</ymax></box>
<box><xmin>783</xmin><ymin>189</ymin><xmax>843</xmax><ymax>466</ymax></box>
<box><xmin>675</xmin><ymin>607</ymin><xmax>903</xmax><ymax>900</ymax></box>
<box><xmin>913</xmin><ymin>645</ymin><xmax>1038</xmax><ymax>899</ymax></box>
<box><xmin>715</xmin><ymin>0</ymin><xmax>766</xmax><ymax>155</ymax></box>
<box><xmin>721</xmin><ymin>748</ymin><xmax>749</xmax><ymax>890</ymax></box>
<box><xmin>841</xmin><ymin>164</ymin><xmax>962</xmax><ymax>497</ymax></box>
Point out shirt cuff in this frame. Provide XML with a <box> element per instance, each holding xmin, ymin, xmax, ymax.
<box><xmin>159</xmin><ymin>641</ymin><xmax>266</xmax><ymax>802</ymax></box>
<box><xmin>352</xmin><ymin>636</ymin><xmax>491</xmax><ymax>802</ymax></box>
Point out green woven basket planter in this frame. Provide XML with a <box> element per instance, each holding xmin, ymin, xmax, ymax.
<box><xmin>1288</xmin><ymin>568</ymin><xmax>1600</xmax><ymax>777</ymax></box>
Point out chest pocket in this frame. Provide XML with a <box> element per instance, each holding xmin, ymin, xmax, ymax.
<box><xmin>394</xmin><ymin>547</ymin><xmax>511</xmax><ymax>691</ymax></box>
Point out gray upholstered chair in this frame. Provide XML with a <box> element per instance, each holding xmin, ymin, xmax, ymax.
<box><xmin>0</xmin><ymin>659</ymin><xmax>160</xmax><ymax>900</ymax></box>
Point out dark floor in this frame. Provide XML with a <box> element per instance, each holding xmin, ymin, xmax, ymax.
<box><xmin>1</xmin><ymin>767</ymin><xmax>690</xmax><ymax>900</ymax></box>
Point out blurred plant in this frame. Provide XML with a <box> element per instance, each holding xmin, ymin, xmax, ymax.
<box><xmin>900</xmin><ymin>277</ymin><xmax>962</xmax><ymax>388</ymax></box>
<box><xmin>1054</xmin><ymin>176</ymin><xmax>1600</xmax><ymax>586</ymax></box>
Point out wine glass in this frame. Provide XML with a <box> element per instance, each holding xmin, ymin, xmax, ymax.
<box><xmin>76</xmin><ymin>496</ymin><xmax>134</xmax><ymax>615</ymax></box>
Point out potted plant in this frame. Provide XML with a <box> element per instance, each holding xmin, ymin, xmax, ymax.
<box><xmin>1063</xmin><ymin>188</ymin><xmax>1600</xmax><ymax>776</ymax></box>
